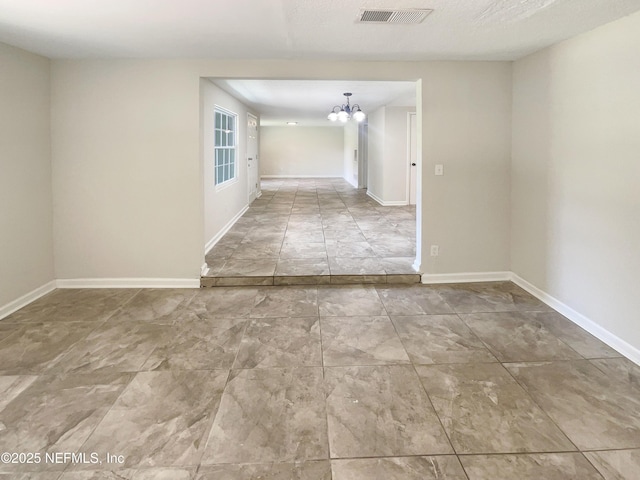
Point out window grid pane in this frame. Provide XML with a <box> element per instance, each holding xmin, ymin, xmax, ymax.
<box><xmin>214</xmin><ymin>109</ymin><xmax>237</xmax><ymax>186</ymax></box>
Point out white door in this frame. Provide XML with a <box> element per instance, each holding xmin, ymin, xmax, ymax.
<box><xmin>408</xmin><ymin>113</ymin><xmax>417</xmax><ymax>205</ymax></box>
<box><xmin>247</xmin><ymin>114</ymin><xmax>259</xmax><ymax>202</ymax></box>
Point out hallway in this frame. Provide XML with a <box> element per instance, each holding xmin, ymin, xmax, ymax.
<box><xmin>203</xmin><ymin>178</ymin><xmax>419</xmax><ymax>286</ymax></box>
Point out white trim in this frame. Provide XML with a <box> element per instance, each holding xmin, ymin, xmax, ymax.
<box><xmin>56</xmin><ymin>278</ymin><xmax>200</xmax><ymax>289</ymax></box>
<box><xmin>412</xmin><ymin>258</ymin><xmax>421</xmax><ymax>273</ymax></box>
<box><xmin>421</xmin><ymin>271</ymin><xmax>511</xmax><ymax>284</ymax></box>
<box><xmin>214</xmin><ymin>105</ymin><xmax>238</xmax><ymax>187</ymax></box>
<box><xmin>214</xmin><ymin>176</ymin><xmax>238</xmax><ymax>193</ymax></box>
<box><xmin>406</xmin><ymin>112</ymin><xmax>417</xmax><ymax>206</ymax></box>
<box><xmin>260</xmin><ymin>175</ymin><xmax>342</xmax><ymax>179</ymax></box>
<box><xmin>247</xmin><ymin>112</ymin><xmax>259</xmax><ymax>203</ymax></box>
<box><xmin>0</xmin><ymin>281</ymin><xmax>57</xmax><ymax>320</ymax></box>
<box><xmin>366</xmin><ymin>190</ymin><xmax>408</xmax><ymax>206</ymax></box>
<box><xmin>511</xmin><ymin>273</ymin><xmax>640</xmax><ymax>366</ymax></box>
<box><xmin>205</xmin><ymin>205</ymin><xmax>249</xmax><ymax>255</ymax></box>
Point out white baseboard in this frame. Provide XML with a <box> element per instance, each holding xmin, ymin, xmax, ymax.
<box><xmin>260</xmin><ymin>175</ymin><xmax>342</xmax><ymax>179</ymax></box>
<box><xmin>366</xmin><ymin>190</ymin><xmax>408</xmax><ymax>207</ymax></box>
<box><xmin>205</xmin><ymin>205</ymin><xmax>249</xmax><ymax>255</ymax></box>
<box><xmin>56</xmin><ymin>278</ymin><xmax>200</xmax><ymax>289</ymax></box>
<box><xmin>0</xmin><ymin>280</ymin><xmax>57</xmax><ymax>320</ymax></box>
<box><xmin>511</xmin><ymin>273</ymin><xmax>640</xmax><ymax>366</ymax></box>
<box><xmin>421</xmin><ymin>271</ymin><xmax>511</xmax><ymax>284</ymax></box>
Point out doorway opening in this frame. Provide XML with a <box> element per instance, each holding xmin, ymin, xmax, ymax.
<box><xmin>201</xmin><ymin>79</ymin><xmax>422</xmax><ymax>286</ymax></box>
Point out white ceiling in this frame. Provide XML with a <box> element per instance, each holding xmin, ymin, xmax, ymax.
<box><xmin>0</xmin><ymin>0</ymin><xmax>639</xmax><ymax>61</ymax></box>
<box><xmin>3</xmin><ymin>1</ymin><xmax>638</xmax><ymax>127</ymax></box>
<box><xmin>212</xmin><ymin>79</ymin><xmax>416</xmax><ymax>126</ymax></box>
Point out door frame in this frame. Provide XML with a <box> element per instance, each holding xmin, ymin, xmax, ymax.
<box><xmin>406</xmin><ymin>112</ymin><xmax>417</xmax><ymax>205</ymax></box>
<box><xmin>246</xmin><ymin>113</ymin><xmax>259</xmax><ymax>202</ymax></box>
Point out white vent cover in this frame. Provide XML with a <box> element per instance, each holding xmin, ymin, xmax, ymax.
<box><xmin>358</xmin><ymin>8</ymin><xmax>433</xmax><ymax>24</ymax></box>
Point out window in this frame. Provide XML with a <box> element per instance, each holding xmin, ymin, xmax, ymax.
<box><xmin>214</xmin><ymin>108</ymin><xmax>237</xmax><ymax>186</ymax></box>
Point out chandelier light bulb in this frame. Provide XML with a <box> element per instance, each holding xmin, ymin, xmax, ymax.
<box><xmin>337</xmin><ymin>110</ymin><xmax>349</xmax><ymax>122</ymax></box>
<box><xmin>352</xmin><ymin>110</ymin><xmax>366</xmax><ymax>122</ymax></box>
<box><xmin>328</xmin><ymin>112</ymin><xmax>338</xmax><ymax>121</ymax></box>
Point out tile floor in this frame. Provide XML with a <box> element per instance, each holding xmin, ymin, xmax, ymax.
<box><xmin>203</xmin><ymin>178</ymin><xmax>419</xmax><ymax>286</ymax></box>
<box><xmin>1</xmin><ymin>282</ymin><xmax>639</xmax><ymax>479</ymax></box>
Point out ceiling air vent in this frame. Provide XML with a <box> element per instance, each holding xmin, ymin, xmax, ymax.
<box><xmin>358</xmin><ymin>8</ymin><xmax>433</xmax><ymax>24</ymax></box>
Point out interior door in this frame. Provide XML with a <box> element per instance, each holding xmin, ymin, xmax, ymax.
<box><xmin>409</xmin><ymin>112</ymin><xmax>417</xmax><ymax>205</ymax></box>
<box><xmin>247</xmin><ymin>113</ymin><xmax>259</xmax><ymax>202</ymax></box>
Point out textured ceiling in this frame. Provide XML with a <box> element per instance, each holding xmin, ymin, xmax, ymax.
<box><xmin>0</xmin><ymin>0</ymin><xmax>639</xmax><ymax>60</ymax></box>
<box><xmin>212</xmin><ymin>79</ymin><xmax>417</xmax><ymax>126</ymax></box>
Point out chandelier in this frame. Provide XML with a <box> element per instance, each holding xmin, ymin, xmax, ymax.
<box><xmin>327</xmin><ymin>93</ymin><xmax>366</xmax><ymax>122</ymax></box>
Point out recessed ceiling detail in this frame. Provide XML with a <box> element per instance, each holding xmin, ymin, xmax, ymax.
<box><xmin>358</xmin><ymin>8</ymin><xmax>433</xmax><ymax>24</ymax></box>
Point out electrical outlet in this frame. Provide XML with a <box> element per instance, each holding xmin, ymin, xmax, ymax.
<box><xmin>430</xmin><ymin>245</ymin><xmax>439</xmax><ymax>256</ymax></box>
<box><xmin>435</xmin><ymin>164</ymin><xmax>444</xmax><ymax>176</ymax></box>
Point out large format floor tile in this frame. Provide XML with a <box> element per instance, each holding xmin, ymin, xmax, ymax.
<box><xmin>233</xmin><ymin>317</ymin><xmax>322</xmax><ymax>368</ymax></box>
<box><xmin>461</xmin><ymin>311</ymin><xmax>583</xmax><ymax>362</ymax></box>
<box><xmin>59</xmin><ymin>468</ymin><xmax>195</xmax><ymax>479</ymax></box>
<box><xmin>143</xmin><ymin>312</ymin><xmax>247</xmax><ymax>370</ymax></box>
<box><xmin>250</xmin><ymin>287</ymin><xmax>318</xmax><ymax>318</ymax></box>
<box><xmin>0</xmin><ymin>321</ymin><xmax>96</xmax><ymax>374</ymax></box>
<box><xmin>0</xmin><ymin>375</ymin><xmax>37</xmax><ymax>411</ymax></box>
<box><xmin>0</xmin><ymin>373</ymin><xmax>133</xmax><ymax>472</ymax></box>
<box><xmin>376</xmin><ymin>285</ymin><xmax>454</xmax><ymax>315</ymax></box>
<box><xmin>392</xmin><ymin>314</ymin><xmax>497</xmax><ymax>364</ymax></box>
<box><xmin>317</xmin><ymin>285</ymin><xmax>385</xmax><ymax>316</ymax></box>
<box><xmin>47</xmin><ymin>320</ymin><xmax>169</xmax><ymax>374</ymax></box>
<box><xmin>416</xmin><ymin>363</ymin><xmax>575</xmax><ymax>454</ymax></box>
<box><xmin>187</xmin><ymin>288</ymin><xmax>260</xmax><ymax>319</ymax></box>
<box><xmin>433</xmin><ymin>282</ymin><xmax>551</xmax><ymax>313</ymax></box>
<box><xmin>320</xmin><ymin>316</ymin><xmax>410</xmax><ymax>366</ymax></box>
<box><xmin>108</xmin><ymin>289</ymin><xmax>198</xmax><ymax>325</ymax></box>
<box><xmin>527</xmin><ymin>311</ymin><xmax>621</xmax><ymax>359</ymax></box>
<box><xmin>331</xmin><ymin>456</ymin><xmax>468</xmax><ymax>480</ymax></box>
<box><xmin>2</xmin><ymin>289</ymin><xmax>139</xmax><ymax>324</ymax></box>
<box><xmin>3</xmin><ymin>280</ymin><xmax>639</xmax><ymax>478</ymax></box>
<box><xmin>197</xmin><ymin>461</ymin><xmax>331</xmax><ymax>480</ymax></box>
<box><xmin>325</xmin><ymin>365</ymin><xmax>453</xmax><ymax>458</ymax></box>
<box><xmin>203</xmin><ymin>178</ymin><xmax>417</xmax><ymax>283</ymax></box>
<box><xmin>460</xmin><ymin>453</ymin><xmax>604</xmax><ymax>480</ymax></box>
<box><xmin>76</xmin><ymin>370</ymin><xmax>227</xmax><ymax>470</ymax></box>
<box><xmin>506</xmin><ymin>360</ymin><xmax>640</xmax><ymax>450</ymax></box>
<box><xmin>2</xmin><ymin>474</ymin><xmax>64</xmax><ymax>480</ymax></box>
<box><xmin>202</xmin><ymin>367</ymin><xmax>328</xmax><ymax>464</ymax></box>
<box><xmin>584</xmin><ymin>449</ymin><xmax>640</xmax><ymax>480</ymax></box>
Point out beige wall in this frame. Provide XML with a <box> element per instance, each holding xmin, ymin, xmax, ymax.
<box><xmin>43</xmin><ymin>58</ymin><xmax>513</xmax><ymax>283</ymax></box>
<box><xmin>199</xmin><ymin>60</ymin><xmax>511</xmax><ymax>274</ymax></box>
<box><xmin>51</xmin><ymin>60</ymin><xmax>202</xmax><ymax>280</ymax></box>
<box><xmin>512</xmin><ymin>11</ymin><xmax>640</xmax><ymax>354</ymax></box>
<box><xmin>366</xmin><ymin>106</ymin><xmax>415</xmax><ymax>205</ymax></box>
<box><xmin>366</xmin><ymin>106</ymin><xmax>385</xmax><ymax>201</ymax></box>
<box><xmin>260</xmin><ymin>126</ymin><xmax>344</xmax><ymax>177</ymax></box>
<box><xmin>0</xmin><ymin>43</ymin><xmax>54</xmax><ymax>309</ymax></box>
<box><xmin>421</xmin><ymin>62</ymin><xmax>512</xmax><ymax>274</ymax></box>
<box><xmin>201</xmin><ymin>79</ymin><xmax>255</xmax><ymax>250</ymax></box>
<box><xmin>343</xmin><ymin>122</ymin><xmax>358</xmax><ymax>187</ymax></box>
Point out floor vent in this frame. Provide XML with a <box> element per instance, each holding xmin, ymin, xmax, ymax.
<box><xmin>358</xmin><ymin>8</ymin><xmax>433</xmax><ymax>24</ymax></box>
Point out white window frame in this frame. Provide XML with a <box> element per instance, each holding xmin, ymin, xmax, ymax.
<box><xmin>214</xmin><ymin>106</ymin><xmax>238</xmax><ymax>188</ymax></box>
